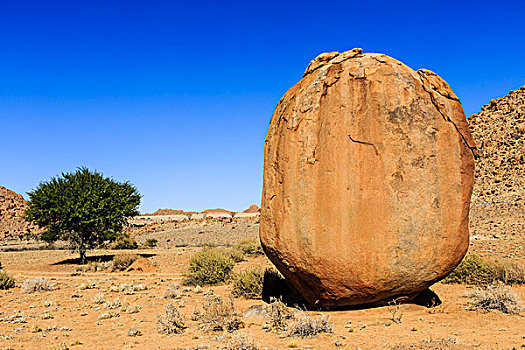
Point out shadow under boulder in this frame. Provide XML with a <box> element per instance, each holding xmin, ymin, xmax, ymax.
<box><xmin>262</xmin><ymin>269</ymin><xmax>441</xmax><ymax>310</ymax></box>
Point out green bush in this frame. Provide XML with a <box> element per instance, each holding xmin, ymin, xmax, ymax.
<box><xmin>145</xmin><ymin>238</ymin><xmax>158</xmax><ymax>248</ymax></box>
<box><xmin>234</xmin><ymin>239</ymin><xmax>264</xmax><ymax>256</ymax></box>
<box><xmin>443</xmin><ymin>253</ymin><xmax>525</xmax><ymax>285</ymax></box>
<box><xmin>0</xmin><ymin>271</ymin><xmax>16</xmax><ymax>290</ymax></box>
<box><xmin>223</xmin><ymin>247</ymin><xmax>245</xmax><ymax>263</ymax></box>
<box><xmin>112</xmin><ymin>253</ymin><xmax>138</xmax><ymax>271</ymax></box>
<box><xmin>109</xmin><ymin>236</ymin><xmax>138</xmax><ymax>250</ymax></box>
<box><xmin>232</xmin><ymin>267</ymin><xmax>264</xmax><ymax>299</ymax></box>
<box><xmin>492</xmin><ymin>259</ymin><xmax>525</xmax><ymax>285</ymax></box>
<box><xmin>183</xmin><ymin>248</ymin><xmax>235</xmax><ymax>285</ymax></box>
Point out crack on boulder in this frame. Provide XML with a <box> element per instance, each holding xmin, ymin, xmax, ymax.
<box><xmin>348</xmin><ymin>135</ymin><xmax>379</xmax><ymax>156</ymax></box>
<box><xmin>419</xmin><ymin>83</ymin><xmax>478</xmax><ymax>159</ymax></box>
<box><xmin>418</xmin><ymin>69</ymin><xmax>459</xmax><ymax>102</ymax></box>
<box><xmin>372</xmin><ymin>56</ymin><xmax>388</xmax><ymax>64</ymax></box>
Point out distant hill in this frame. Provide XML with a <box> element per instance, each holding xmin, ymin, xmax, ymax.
<box><xmin>202</xmin><ymin>208</ymin><xmax>235</xmax><ymax>215</ymax></box>
<box><xmin>243</xmin><ymin>204</ymin><xmax>260</xmax><ymax>213</ymax></box>
<box><xmin>141</xmin><ymin>208</ymin><xmax>196</xmax><ymax>216</ymax></box>
<box><xmin>141</xmin><ymin>207</ymin><xmax>241</xmax><ymax>216</ymax></box>
<box><xmin>0</xmin><ymin>186</ymin><xmax>41</xmax><ymax>239</ymax></box>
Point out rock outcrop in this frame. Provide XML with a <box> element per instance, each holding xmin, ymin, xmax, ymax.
<box><xmin>0</xmin><ymin>186</ymin><xmax>41</xmax><ymax>239</ymax></box>
<box><xmin>468</xmin><ymin>86</ymin><xmax>525</xmax><ymax>250</ymax></box>
<box><xmin>260</xmin><ymin>49</ymin><xmax>476</xmax><ymax>308</ymax></box>
<box><xmin>243</xmin><ymin>205</ymin><xmax>260</xmax><ymax>213</ymax></box>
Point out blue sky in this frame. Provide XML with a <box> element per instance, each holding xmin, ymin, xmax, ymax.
<box><xmin>1</xmin><ymin>0</ymin><xmax>524</xmax><ymax>213</ymax></box>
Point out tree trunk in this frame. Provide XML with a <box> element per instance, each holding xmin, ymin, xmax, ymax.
<box><xmin>79</xmin><ymin>249</ymin><xmax>86</xmax><ymax>265</ymax></box>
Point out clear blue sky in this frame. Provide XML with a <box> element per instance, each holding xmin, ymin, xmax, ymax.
<box><xmin>1</xmin><ymin>0</ymin><xmax>524</xmax><ymax>213</ymax></box>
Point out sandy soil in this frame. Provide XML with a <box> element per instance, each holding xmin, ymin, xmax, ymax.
<box><xmin>0</xmin><ymin>217</ymin><xmax>524</xmax><ymax>350</ymax></box>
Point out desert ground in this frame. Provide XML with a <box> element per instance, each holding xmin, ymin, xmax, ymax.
<box><xmin>0</xmin><ymin>214</ymin><xmax>524</xmax><ymax>350</ymax></box>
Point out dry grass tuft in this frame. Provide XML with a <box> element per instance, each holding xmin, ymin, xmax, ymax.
<box><xmin>223</xmin><ymin>331</ymin><xmax>259</xmax><ymax>350</ymax></box>
<box><xmin>103</xmin><ymin>297</ymin><xmax>122</xmax><ymax>309</ymax></box>
<box><xmin>164</xmin><ymin>283</ymin><xmax>183</xmax><ymax>299</ymax></box>
<box><xmin>111</xmin><ymin>253</ymin><xmax>138</xmax><ymax>271</ymax></box>
<box><xmin>468</xmin><ymin>284</ymin><xmax>523</xmax><ymax>315</ymax></box>
<box><xmin>265</xmin><ymin>297</ymin><xmax>294</xmax><ymax>331</ymax></box>
<box><xmin>156</xmin><ymin>302</ymin><xmax>186</xmax><ymax>334</ymax></box>
<box><xmin>443</xmin><ymin>253</ymin><xmax>525</xmax><ymax>285</ymax></box>
<box><xmin>92</xmin><ymin>292</ymin><xmax>105</xmax><ymax>304</ymax></box>
<box><xmin>21</xmin><ymin>278</ymin><xmax>56</xmax><ymax>293</ymax></box>
<box><xmin>287</xmin><ymin>313</ymin><xmax>333</xmax><ymax>338</ymax></box>
<box><xmin>193</xmin><ymin>294</ymin><xmax>244</xmax><ymax>332</ymax></box>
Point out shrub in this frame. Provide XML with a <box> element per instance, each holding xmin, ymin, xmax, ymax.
<box><xmin>288</xmin><ymin>313</ymin><xmax>333</xmax><ymax>338</ymax></box>
<box><xmin>183</xmin><ymin>248</ymin><xmax>235</xmax><ymax>285</ymax></box>
<box><xmin>0</xmin><ymin>271</ymin><xmax>16</xmax><ymax>290</ymax></box>
<box><xmin>492</xmin><ymin>259</ymin><xmax>525</xmax><ymax>285</ymax></box>
<box><xmin>76</xmin><ymin>261</ymin><xmax>112</xmax><ymax>272</ymax></box>
<box><xmin>164</xmin><ymin>283</ymin><xmax>183</xmax><ymax>299</ymax></box>
<box><xmin>192</xmin><ymin>295</ymin><xmax>244</xmax><ymax>332</ymax></box>
<box><xmin>234</xmin><ymin>239</ymin><xmax>264</xmax><ymax>256</ymax></box>
<box><xmin>121</xmin><ymin>302</ymin><xmax>141</xmax><ymax>314</ymax></box>
<box><xmin>103</xmin><ymin>297</ymin><xmax>122</xmax><ymax>309</ymax></box>
<box><xmin>468</xmin><ymin>284</ymin><xmax>523</xmax><ymax>315</ymax></box>
<box><xmin>265</xmin><ymin>297</ymin><xmax>294</xmax><ymax>331</ymax></box>
<box><xmin>109</xmin><ymin>236</ymin><xmax>138</xmax><ymax>250</ymax></box>
<box><xmin>77</xmin><ymin>281</ymin><xmax>97</xmax><ymax>290</ymax></box>
<box><xmin>21</xmin><ymin>278</ymin><xmax>56</xmax><ymax>293</ymax></box>
<box><xmin>112</xmin><ymin>280</ymin><xmax>147</xmax><ymax>294</ymax></box>
<box><xmin>157</xmin><ymin>302</ymin><xmax>186</xmax><ymax>334</ymax></box>
<box><xmin>223</xmin><ymin>247</ymin><xmax>245</xmax><ymax>263</ymax></box>
<box><xmin>232</xmin><ymin>267</ymin><xmax>264</xmax><ymax>299</ymax></box>
<box><xmin>145</xmin><ymin>238</ymin><xmax>158</xmax><ymax>248</ymax></box>
<box><xmin>224</xmin><ymin>332</ymin><xmax>259</xmax><ymax>350</ymax></box>
<box><xmin>443</xmin><ymin>253</ymin><xmax>525</xmax><ymax>285</ymax></box>
<box><xmin>112</xmin><ymin>253</ymin><xmax>138</xmax><ymax>271</ymax></box>
<box><xmin>92</xmin><ymin>292</ymin><xmax>105</xmax><ymax>304</ymax></box>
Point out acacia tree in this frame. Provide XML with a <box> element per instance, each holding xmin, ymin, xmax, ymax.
<box><xmin>25</xmin><ymin>167</ymin><xmax>141</xmax><ymax>264</ymax></box>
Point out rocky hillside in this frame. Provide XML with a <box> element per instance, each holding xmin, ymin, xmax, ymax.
<box><xmin>468</xmin><ymin>86</ymin><xmax>525</xmax><ymax>253</ymax></box>
<box><xmin>0</xmin><ymin>186</ymin><xmax>41</xmax><ymax>239</ymax></box>
<box><xmin>469</xmin><ymin>85</ymin><xmax>525</xmax><ymax>204</ymax></box>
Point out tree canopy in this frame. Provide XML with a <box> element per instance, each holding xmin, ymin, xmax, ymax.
<box><xmin>25</xmin><ymin>167</ymin><xmax>141</xmax><ymax>263</ymax></box>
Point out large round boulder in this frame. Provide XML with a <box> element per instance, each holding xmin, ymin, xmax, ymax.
<box><xmin>260</xmin><ymin>48</ymin><xmax>477</xmax><ymax>308</ymax></box>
